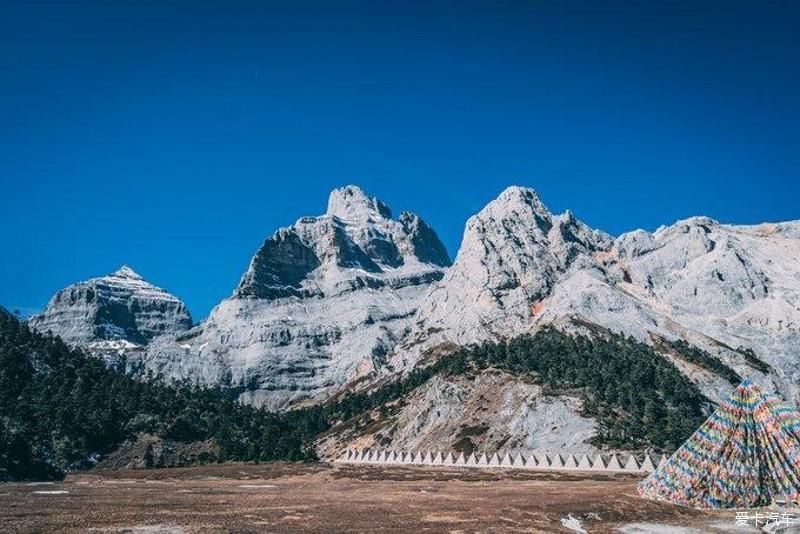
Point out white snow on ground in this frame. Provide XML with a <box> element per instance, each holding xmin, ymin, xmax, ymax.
<box><xmin>561</xmin><ymin>514</ymin><xmax>588</xmax><ymax>533</ymax></box>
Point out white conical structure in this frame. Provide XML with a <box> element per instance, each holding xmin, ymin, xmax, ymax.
<box><xmin>577</xmin><ymin>454</ymin><xmax>593</xmax><ymax>470</ymax></box>
<box><xmin>399</xmin><ymin>451</ymin><xmax>411</xmax><ymax>464</ymax></box>
<box><xmin>623</xmin><ymin>455</ymin><xmax>640</xmax><ymax>472</ymax></box>
<box><xmin>524</xmin><ymin>453</ymin><xmax>537</xmax><ymax>469</ymax></box>
<box><xmin>591</xmin><ymin>454</ymin><xmax>606</xmax><ymax>470</ymax></box>
<box><xmin>476</xmin><ymin>453</ymin><xmax>489</xmax><ymax>467</ymax></box>
<box><xmin>640</xmin><ymin>454</ymin><xmax>656</xmax><ymax>473</ymax></box>
<box><xmin>465</xmin><ymin>453</ymin><xmax>478</xmax><ymax>466</ymax></box>
<box><xmin>456</xmin><ymin>452</ymin><xmax>468</xmax><ymax>466</ymax></box>
<box><xmin>386</xmin><ymin>451</ymin><xmax>397</xmax><ymax>464</ymax></box>
<box><xmin>501</xmin><ymin>452</ymin><xmax>515</xmax><ymax>467</ymax></box>
<box><xmin>515</xmin><ymin>452</ymin><xmax>527</xmax><ymax>467</ymax></box>
<box><xmin>488</xmin><ymin>452</ymin><xmax>501</xmax><ymax>467</ymax></box>
<box><xmin>431</xmin><ymin>451</ymin><xmax>443</xmax><ymax>465</ymax></box>
<box><xmin>606</xmin><ymin>454</ymin><xmax>623</xmax><ymax>470</ymax></box>
<box><xmin>563</xmin><ymin>454</ymin><xmax>578</xmax><ymax>470</ymax></box>
<box><xmin>551</xmin><ymin>454</ymin><xmax>565</xmax><ymax>469</ymax></box>
<box><xmin>418</xmin><ymin>451</ymin><xmax>430</xmax><ymax>465</ymax></box>
<box><xmin>444</xmin><ymin>452</ymin><xmax>455</xmax><ymax>465</ymax></box>
<box><xmin>535</xmin><ymin>452</ymin><xmax>551</xmax><ymax>469</ymax></box>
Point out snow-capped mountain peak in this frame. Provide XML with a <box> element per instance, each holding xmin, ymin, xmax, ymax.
<box><xmin>111</xmin><ymin>264</ymin><xmax>145</xmax><ymax>280</ymax></box>
<box><xmin>326</xmin><ymin>184</ymin><xmax>392</xmax><ymax>222</ymax></box>
<box><xmin>235</xmin><ymin>185</ymin><xmax>449</xmax><ymax>301</ymax></box>
<box><xmin>28</xmin><ymin>266</ymin><xmax>191</xmax><ymax>348</ymax></box>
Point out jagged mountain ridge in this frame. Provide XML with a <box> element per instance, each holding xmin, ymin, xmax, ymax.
<box><xmin>133</xmin><ymin>185</ymin><xmax>451</xmax><ymax>409</ymax></box>
<box><xmin>25</xmin><ymin>184</ymin><xmax>800</xmax><ymax>445</ymax></box>
<box><xmin>28</xmin><ymin>266</ymin><xmax>192</xmax><ymax>356</ymax></box>
<box><xmin>390</xmin><ymin>187</ymin><xmax>800</xmax><ymax>406</ymax></box>
<box><xmin>317</xmin><ymin>187</ymin><xmax>800</xmax><ymax>458</ymax></box>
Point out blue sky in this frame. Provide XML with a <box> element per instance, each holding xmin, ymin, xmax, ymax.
<box><xmin>2</xmin><ymin>1</ymin><xmax>798</xmax><ymax>319</ymax></box>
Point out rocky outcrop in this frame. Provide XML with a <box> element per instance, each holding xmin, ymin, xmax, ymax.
<box><xmin>316</xmin><ymin>370</ymin><xmax>597</xmax><ymax>461</ymax></box>
<box><xmin>134</xmin><ymin>185</ymin><xmax>451</xmax><ymax>410</ymax></box>
<box><xmin>28</xmin><ymin>266</ymin><xmax>192</xmax><ymax>352</ymax></box>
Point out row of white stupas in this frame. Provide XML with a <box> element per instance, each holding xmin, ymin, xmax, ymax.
<box><xmin>336</xmin><ymin>449</ymin><xmax>666</xmax><ymax>473</ymax></box>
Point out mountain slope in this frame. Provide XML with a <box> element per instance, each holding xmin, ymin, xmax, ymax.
<box><xmin>134</xmin><ymin>185</ymin><xmax>451</xmax><ymax>409</ymax></box>
<box><xmin>0</xmin><ymin>309</ymin><xmax>708</xmax><ymax>480</ymax></box>
<box><xmin>316</xmin><ymin>327</ymin><xmax>708</xmax><ymax>460</ymax></box>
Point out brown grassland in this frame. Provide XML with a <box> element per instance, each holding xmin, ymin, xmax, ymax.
<box><xmin>0</xmin><ymin>462</ymin><xmax>747</xmax><ymax>533</ymax></box>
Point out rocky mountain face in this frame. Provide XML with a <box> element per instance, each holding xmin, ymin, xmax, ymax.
<box><xmin>317</xmin><ymin>370</ymin><xmax>598</xmax><ymax>461</ymax></box>
<box><xmin>393</xmin><ymin>187</ymin><xmax>612</xmax><ymax>367</ymax></box>
<box><xmin>390</xmin><ymin>188</ymin><xmax>798</xmax><ymax>399</ymax></box>
<box><xmin>316</xmin><ymin>186</ymin><xmax>800</xmax><ymax>458</ymax></box>
<box><xmin>135</xmin><ymin>186</ymin><xmax>451</xmax><ymax>409</ymax></box>
<box><xmin>28</xmin><ymin>266</ymin><xmax>192</xmax><ymax>360</ymax></box>
<box><xmin>27</xmin><ymin>184</ymin><xmax>800</xmax><ymax>457</ymax></box>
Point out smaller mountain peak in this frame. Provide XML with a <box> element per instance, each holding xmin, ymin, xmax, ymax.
<box><xmin>678</xmin><ymin>216</ymin><xmax>720</xmax><ymax>227</ymax></box>
<box><xmin>480</xmin><ymin>186</ymin><xmax>552</xmax><ymax>220</ymax></box>
<box><xmin>498</xmin><ymin>185</ymin><xmax>542</xmax><ymax>202</ymax></box>
<box><xmin>111</xmin><ymin>265</ymin><xmax>144</xmax><ymax>280</ymax></box>
<box><xmin>327</xmin><ymin>185</ymin><xmax>392</xmax><ymax>221</ymax></box>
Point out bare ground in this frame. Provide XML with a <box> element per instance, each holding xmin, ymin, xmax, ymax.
<box><xmin>0</xmin><ymin>463</ymin><xmax>753</xmax><ymax>533</ymax></box>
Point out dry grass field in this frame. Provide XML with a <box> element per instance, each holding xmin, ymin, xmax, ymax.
<box><xmin>0</xmin><ymin>463</ymin><xmax>760</xmax><ymax>533</ymax></box>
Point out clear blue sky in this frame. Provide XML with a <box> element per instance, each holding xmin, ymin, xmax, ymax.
<box><xmin>2</xmin><ymin>1</ymin><xmax>798</xmax><ymax>320</ymax></box>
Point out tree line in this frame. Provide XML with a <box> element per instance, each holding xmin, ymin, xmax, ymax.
<box><xmin>1</xmin><ymin>310</ymin><xmax>710</xmax><ymax>480</ymax></box>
